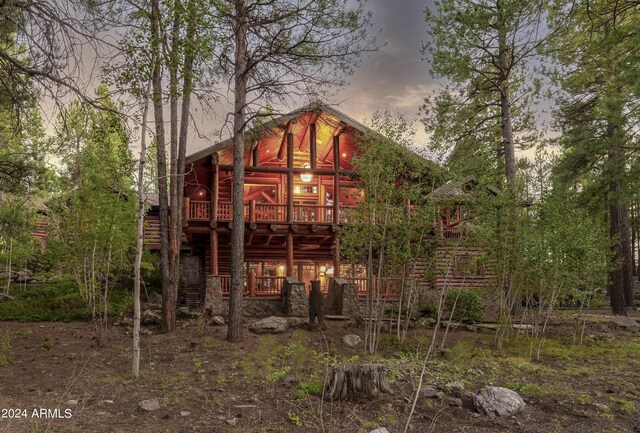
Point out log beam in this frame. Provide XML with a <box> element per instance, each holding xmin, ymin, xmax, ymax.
<box><xmin>211</xmin><ymin>152</ymin><xmax>219</xmax><ymax>221</ymax></box>
<box><xmin>299</xmin><ymin>112</ymin><xmax>319</xmax><ymax>151</ymax></box>
<box><xmin>333</xmin><ymin>134</ymin><xmax>341</xmax><ymax>224</ymax></box>
<box><xmin>286</xmin><ymin>232</ymin><xmax>294</xmax><ymax>277</ymax></box>
<box><xmin>210</xmin><ymin>230</ymin><xmax>218</xmax><ymax>275</ymax></box>
<box><xmin>310</xmin><ymin>122</ymin><xmax>317</xmax><ymax>169</ymax></box>
<box><xmin>333</xmin><ymin>233</ymin><xmax>341</xmax><ymax>278</ymax></box>
<box><xmin>287</xmin><ymin>132</ymin><xmax>294</xmax><ymax>223</ymax></box>
<box><xmin>219</xmin><ymin>165</ymin><xmax>356</xmax><ymax>177</ymax></box>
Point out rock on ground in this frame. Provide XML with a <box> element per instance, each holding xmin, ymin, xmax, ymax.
<box><xmin>446</xmin><ymin>382</ymin><xmax>466</xmax><ymax>398</ymax></box>
<box><xmin>420</xmin><ymin>385</ymin><xmax>444</xmax><ymax>399</ymax></box>
<box><xmin>287</xmin><ymin>317</ymin><xmax>308</xmax><ymax>329</ymax></box>
<box><xmin>342</xmin><ymin>334</ymin><xmax>362</xmax><ymax>348</ymax></box>
<box><xmin>13</xmin><ymin>269</ymin><xmax>33</xmax><ymax>283</ymax></box>
<box><xmin>611</xmin><ymin>316</ymin><xmax>640</xmax><ymax>332</ymax></box>
<box><xmin>147</xmin><ymin>291</ymin><xmax>163</xmax><ymax>304</ymax></box>
<box><xmin>138</xmin><ymin>398</ymin><xmax>160</xmax><ymax>412</ymax></box>
<box><xmin>210</xmin><ymin>315</ymin><xmax>225</xmax><ymax>326</ymax></box>
<box><xmin>369</xmin><ymin>428</ymin><xmax>389</xmax><ymax>433</ymax></box>
<box><xmin>249</xmin><ymin>316</ymin><xmax>289</xmax><ymax>334</ymax></box>
<box><xmin>142</xmin><ymin>309</ymin><xmax>161</xmax><ymax>326</ymax></box>
<box><xmin>474</xmin><ymin>386</ymin><xmax>525</xmax><ymax>417</ymax></box>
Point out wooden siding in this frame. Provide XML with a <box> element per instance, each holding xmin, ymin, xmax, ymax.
<box><xmin>433</xmin><ymin>245</ymin><xmax>495</xmax><ymax>290</ymax></box>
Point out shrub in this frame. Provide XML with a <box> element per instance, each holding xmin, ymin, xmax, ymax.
<box><xmin>418</xmin><ymin>299</ymin><xmax>438</xmax><ymax>319</ymax></box>
<box><xmin>445</xmin><ymin>288</ymin><xmax>483</xmax><ymax>323</ymax></box>
<box><xmin>0</xmin><ymin>282</ymin><xmax>133</xmax><ymax>322</ymax></box>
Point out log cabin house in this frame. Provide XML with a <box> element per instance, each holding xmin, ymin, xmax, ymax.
<box><xmin>144</xmin><ymin>103</ymin><xmax>494</xmax><ymax>307</ymax></box>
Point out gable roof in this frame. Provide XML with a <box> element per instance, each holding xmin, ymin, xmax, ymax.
<box><xmin>430</xmin><ymin>176</ymin><xmax>499</xmax><ymax>200</ymax></box>
<box><xmin>186</xmin><ymin>102</ymin><xmax>371</xmax><ymax>165</ymax></box>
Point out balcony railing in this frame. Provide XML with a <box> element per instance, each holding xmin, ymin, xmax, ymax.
<box><xmin>189</xmin><ymin>200</ymin><xmax>210</xmax><ymax>221</ymax></box>
<box><xmin>343</xmin><ymin>276</ymin><xmax>403</xmax><ymax>299</ymax></box>
<box><xmin>185</xmin><ymin>200</ymin><xmax>353</xmax><ymax>224</ymax></box>
<box><xmin>441</xmin><ymin>226</ymin><xmax>471</xmax><ymax>239</ymax></box>
<box><xmin>219</xmin><ymin>274</ymin><xmax>284</xmax><ymax>298</ymax></box>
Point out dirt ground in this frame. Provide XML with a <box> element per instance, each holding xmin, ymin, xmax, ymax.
<box><xmin>1</xmin><ymin>314</ymin><xmax>639</xmax><ymax>433</ymax></box>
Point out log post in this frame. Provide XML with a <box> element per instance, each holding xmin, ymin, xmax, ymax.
<box><xmin>211</xmin><ymin>230</ymin><xmax>218</xmax><ymax>275</ymax></box>
<box><xmin>182</xmin><ymin>197</ymin><xmax>190</xmax><ymax>227</ymax></box>
<box><xmin>249</xmin><ymin>199</ymin><xmax>256</xmax><ymax>224</ymax></box>
<box><xmin>249</xmin><ymin>270</ymin><xmax>256</xmax><ymax>297</ymax></box>
<box><xmin>211</xmin><ymin>152</ymin><xmax>219</xmax><ymax>221</ymax></box>
<box><xmin>210</xmin><ymin>153</ymin><xmax>220</xmax><ymax>276</ymax></box>
<box><xmin>333</xmin><ymin>134</ymin><xmax>340</xmax><ymax>224</ymax></box>
<box><xmin>287</xmin><ymin>232</ymin><xmax>294</xmax><ymax>277</ymax></box>
<box><xmin>287</xmin><ymin>132</ymin><xmax>294</xmax><ymax>223</ymax></box>
<box><xmin>310</xmin><ymin>123</ymin><xmax>317</xmax><ymax>169</ymax></box>
<box><xmin>333</xmin><ymin>234</ymin><xmax>341</xmax><ymax>278</ymax></box>
<box><xmin>252</xmin><ymin>145</ymin><xmax>259</xmax><ymax>167</ymax></box>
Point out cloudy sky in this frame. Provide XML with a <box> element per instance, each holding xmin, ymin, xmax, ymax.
<box><xmin>189</xmin><ymin>0</ymin><xmax>438</xmax><ymax>154</ymax></box>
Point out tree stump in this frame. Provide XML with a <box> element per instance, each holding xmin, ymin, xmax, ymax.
<box><xmin>324</xmin><ymin>364</ymin><xmax>392</xmax><ymax>400</ymax></box>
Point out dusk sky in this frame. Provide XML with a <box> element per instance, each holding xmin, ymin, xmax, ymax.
<box><xmin>190</xmin><ymin>0</ymin><xmax>438</xmax><ymax>155</ymax></box>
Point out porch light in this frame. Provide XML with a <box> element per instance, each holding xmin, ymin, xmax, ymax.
<box><xmin>300</xmin><ymin>163</ymin><xmax>313</xmax><ymax>182</ymax></box>
<box><xmin>326</xmin><ymin>267</ymin><xmax>334</xmax><ymax>276</ymax></box>
<box><xmin>294</xmin><ymin>185</ymin><xmax>301</xmax><ymax>194</ymax></box>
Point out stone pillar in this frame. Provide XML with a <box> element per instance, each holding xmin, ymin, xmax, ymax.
<box><xmin>204</xmin><ymin>275</ymin><xmax>223</xmax><ymax>316</ymax></box>
<box><xmin>328</xmin><ymin>278</ymin><xmax>343</xmax><ymax>315</ymax></box>
<box><xmin>282</xmin><ymin>277</ymin><xmax>308</xmax><ymax>316</ymax></box>
<box><xmin>338</xmin><ymin>278</ymin><xmax>363</xmax><ymax>318</ymax></box>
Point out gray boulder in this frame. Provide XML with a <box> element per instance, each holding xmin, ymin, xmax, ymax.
<box><xmin>210</xmin><ymin>315</ymin><xmax>225</xmax><ymax>326</ymax></box>
<box><xmin>13</xmin><ymin>269</ymin><xmax>33</xmax><ymax>283</ymax></box>
<box><xmin>342</xmin><ymin>334</ymin><xmax>362</xmax><ymax>348</ymax></box>
<box><xmin>142</xmin><ymin>309</ymin><xmax>161</xmax><ymax>326</ymax></box>
<box><xmin>287</xmin><ymin>317</ymin><xmax>308</xmax><ymax>329</ymax></box>
<box><xmin>446</xmin><ymin>382</ymin><xmax>466</xmax><ymax>398</ymax></box>
<box><xmin>611</xmin><ymin>316</ymin><xmax>640</xmax><ymax>332</ymax></box>
<box><xmin>138</xmin><ymin>398</ymin><xmax>160</xmax><ymax>411</ymax></box>
<box><xmin>369</xmin><ymin>428</ymin><xmax>389</xmax><ymax>433</ymax></box>
<box><xmin>148</xmin><ymin>292</ymin><xmax>163</xmax><ymax>304</ymax></box>
<box><xmin>421</xmin><ymin>385</ymin><xmax>444</xmax><ymax>399</ymax></box>
<box><xmin>474</xmin><ymin>386</ymin><xmax>525</xmax><ymax>417</ymax></box>
<box><xmin>249</xmin><ymin>316</ymin><xmax>289</xmax><ymax>334</ymax></box>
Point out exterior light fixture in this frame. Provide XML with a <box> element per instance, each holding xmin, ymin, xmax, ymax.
<box><xmin>300</xmin><ymin>163</ymin><xmax>313</xmax><ymax>182</ymax></box>
<box><xmin>326</xmin><ymin>267</ymin><xmax>334</xmax><ymax>276</ymax></box>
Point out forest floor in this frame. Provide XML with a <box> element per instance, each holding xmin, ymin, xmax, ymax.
<box><xmin>1</xmin><ymin>311</ymin><xmax>639</xmax><ymax>433</ymax></box>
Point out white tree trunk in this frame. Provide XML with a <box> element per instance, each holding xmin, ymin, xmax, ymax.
<box><xmin>132</xmin><ymin>67</ymin><xmax>153</xmax><ymax>379</ymax></box>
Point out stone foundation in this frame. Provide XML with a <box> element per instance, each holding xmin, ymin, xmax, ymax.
<box><xmin>204</xmin><ymin>275</ymin><xmax>285</xmax><ymax>318</ymax></box>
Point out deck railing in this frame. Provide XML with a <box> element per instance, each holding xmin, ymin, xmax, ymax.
<box><xmin>219</xmin><ymin>274</ymin><xmax>284</xmax><ymax>298</ymax></box>
<box><xmin>343</xmin><ymin>276</ymin><xmax>403</xmax><ymax>299</ymax></box>
<box><xmin>189</xmin><ymin>200</ymin><xmax>210</xmax><ymax>221</ymax></box>
<box><xmin>186</xmin><ymin>201</ymin><xmax>353</xmax><ymax>224</ymax></box>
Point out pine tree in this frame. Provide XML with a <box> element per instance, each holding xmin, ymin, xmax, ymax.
<box><xmin>550</xmin><ymin>0</ymin><xmax>639</xmax><ymax>315</ymax></box>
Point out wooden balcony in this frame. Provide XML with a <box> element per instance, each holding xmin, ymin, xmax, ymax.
<box><xmin>184</xmin><ymin>199</ymin><xmax>353</xmax><ymax>224</ymax></box>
